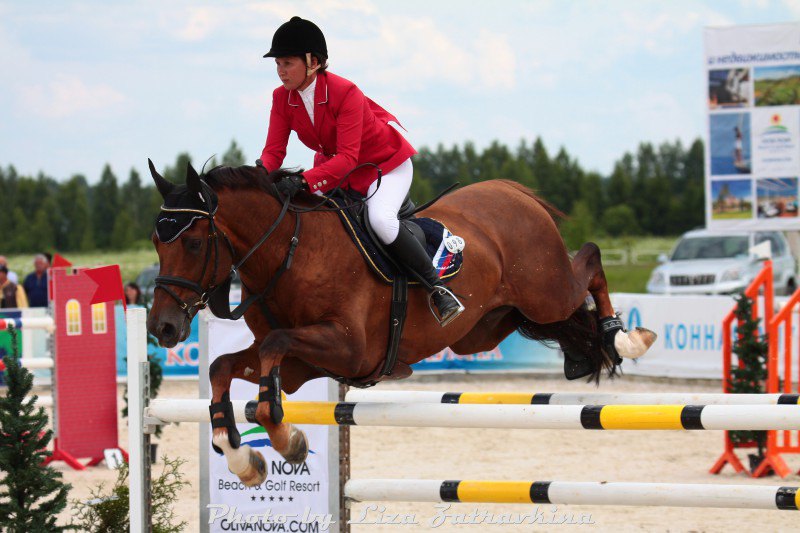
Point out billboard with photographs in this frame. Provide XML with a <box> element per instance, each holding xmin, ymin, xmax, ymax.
<box><xmin>705</xmin><ymin>23</ymin><xmax>800</xmax><ymax>230</ymax></box>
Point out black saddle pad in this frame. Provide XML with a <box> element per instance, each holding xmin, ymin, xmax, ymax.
<box><xmin>327</xmin><ymin>197</ymin><xmax>464</xmax><ymax>285</ymax></box>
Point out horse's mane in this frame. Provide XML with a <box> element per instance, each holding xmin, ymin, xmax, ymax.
<box><xmin>203</xmin><ymin>165</ymin><xmax>308</xmax><ymax>200</ymax></box>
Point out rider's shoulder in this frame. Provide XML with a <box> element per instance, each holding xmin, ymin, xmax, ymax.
<box><xmin>323</xmin><ymin>72</ymin><xmax>364</xmax><ymax>99</ymax></box>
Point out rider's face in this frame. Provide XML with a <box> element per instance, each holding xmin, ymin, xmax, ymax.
<box><xmin>276</xmin><ymin>57</ymin><xmax>308</xmax><ymax>91</ymax></box>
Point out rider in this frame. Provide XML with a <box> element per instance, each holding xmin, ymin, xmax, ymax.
<box><xmin>259</xmin><ymin>16</ymin><xmax>464</xmax><ymax>326</ymax></box>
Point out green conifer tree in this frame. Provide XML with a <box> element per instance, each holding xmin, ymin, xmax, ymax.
<box><xmin>0</xmin><ymin>328</ymin><xmax>72</xmax><ymax>532</ymax></box>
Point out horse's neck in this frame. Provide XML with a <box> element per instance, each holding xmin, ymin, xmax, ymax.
<box><xmin>217</xmin><ymin>190</ymin><xmax>291</xmax><ymax>289</ymax></box>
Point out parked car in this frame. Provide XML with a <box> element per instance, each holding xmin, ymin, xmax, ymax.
<box><xmin>646</xmin><ymin>229</ymin><xmax>797</xmax><ymax>295</ymax></box>
<box><xmin>135</xmin><ymin>264</ymin><xmax>159</xmax><ymax>302</ymax></box>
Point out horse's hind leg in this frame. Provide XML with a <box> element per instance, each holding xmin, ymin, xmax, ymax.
<box><xmin>572</xmin><ymin>243</ymin><xmax>656</xmax><ymax>359</ymax></box>
<box><xmin>208</xmin><ymin>343</ymin><xmax>267</xmax><ymax>487</ymax></box>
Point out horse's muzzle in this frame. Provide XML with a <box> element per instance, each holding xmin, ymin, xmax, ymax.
<box><xmin>147</xmin><ymin>314</ymin><xmax>189</xmax><ymax>348</ymax></box>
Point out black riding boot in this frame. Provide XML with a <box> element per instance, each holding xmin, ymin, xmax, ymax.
<box><xmin>385</xmin><ymin>224</ymin><xmax>465</xmax><ymax>326</ymax></box>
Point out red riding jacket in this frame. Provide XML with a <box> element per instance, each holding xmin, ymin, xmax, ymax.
<box><xmin>259</xmin><ymin>71</ymin><xmax>416</xmax><ymax>195</ymax></box>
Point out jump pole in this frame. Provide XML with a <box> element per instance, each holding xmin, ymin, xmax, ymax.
<box><xmin>146</xmin><ymin>399</ymin><xmax>800</xmax><ymax>431</ymax></box>
<box><xmin>345</xmin><ymin>390</ymin><xmax>800</xmax><ymax>406</ymax></box>
<box><xmin>0</xmin><ymin>320</ymin><xmax>55</xmax><ymax>404</ymax></box>
<box><xmin>128</xmin><ymin>307</ymin><xmax>150</xmax><ymax>533</ymax></box>
<box><xmin>0</xmin><ymin>316</ymin><xmax>56</xmax><ymax>332</ymax></box>
<box><xmin>344</xmin><ymin>479</ymin><xmax>800</xmax><ymax>511</ymax></box>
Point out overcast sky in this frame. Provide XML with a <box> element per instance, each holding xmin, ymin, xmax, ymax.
<box><xmin>2</xmin><ymin>0</ymin><xmax>799</xmax><ymax>183</ymax></box>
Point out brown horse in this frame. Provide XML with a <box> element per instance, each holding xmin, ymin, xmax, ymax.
<box><xmin>146</xmin><ymin>162</ymin><xmax>655</xmax><ymax>486</ymax></box>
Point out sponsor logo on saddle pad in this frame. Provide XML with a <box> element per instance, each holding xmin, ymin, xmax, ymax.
<box><xmin>444</xmin><ymin>235</ymin><xmax>465</xmax><ymax>254</ymax></box>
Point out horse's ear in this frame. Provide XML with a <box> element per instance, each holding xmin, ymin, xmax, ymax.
<box><xmin>148</xmin><ymin>158</ymin><xmax>174</xmax><ymax>198</ymax></box>
<box><xmin>186</xmin><ymin>162</ymin><xmax>202</xmax><ymax>194</ymax></box>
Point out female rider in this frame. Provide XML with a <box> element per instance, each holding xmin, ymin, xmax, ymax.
<box><xmin>259</xmin><ymin>16</ymin><xmax>464</xmax><ymax>326</ymax></box>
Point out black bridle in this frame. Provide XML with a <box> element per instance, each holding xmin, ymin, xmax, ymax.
<box><xmin>153</xmin><ymin>186</ymin><xmax>297</xmax><ymax>324</ymax></box>
<box><xmin>153</xmin><ymin>201</ymin><xmax>225</xmax><ymax>315</ymax></box>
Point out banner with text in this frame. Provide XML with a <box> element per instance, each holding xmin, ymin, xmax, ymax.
<box><xmin>204</xmin><ymin>316</ymin><xmax>336</xmax><ymax>532</ymax></box>
<box><xmin>705</xmin><ymin>22</ymin><xmax>800</xmax><ymax>230</ymax></box>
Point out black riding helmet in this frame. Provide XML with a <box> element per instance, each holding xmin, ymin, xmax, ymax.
<box><xmin>263</xmin><ymin>16</ymin><xmax>327</xmax><ymax>60</ymax></box>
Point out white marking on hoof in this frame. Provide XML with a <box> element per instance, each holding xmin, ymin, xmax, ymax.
<box><xmin>614</xmin><ymin>327</ymin><xmax>657</xmax><ymax>359</ymax></box>
<box><xmin>212</xmin><ymin>432</ymin><xmax>251</xmax><ymax>474</ymax></box>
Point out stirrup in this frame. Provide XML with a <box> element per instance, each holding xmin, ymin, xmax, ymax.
<box><xmin>427</xmin><ymin>286</ymin><xmax>465</xmax><ymax>327</ymax></box>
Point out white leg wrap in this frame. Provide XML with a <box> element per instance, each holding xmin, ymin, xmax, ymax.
<box><xmin>614</xmin><ymin>328</ymin><xmax>656</xmax><ymax>359</ymax></box>
<box><xmin>212</xmin><ymin>432</ymin><xmax>251</xmax><ymax>475</ymax></box>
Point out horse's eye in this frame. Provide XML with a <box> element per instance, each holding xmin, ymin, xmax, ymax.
<box><xmin>185</xmin><ymin>238</ymin><xmax>202</xmax><ymax>253</ymax></box>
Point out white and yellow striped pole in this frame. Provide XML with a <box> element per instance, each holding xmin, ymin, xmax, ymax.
<box><xmin>345</xmin><ymin>479</ymin><xmax>800</xmax><ymax>510</ymax></box>
<box><xmin>146</xmin><ymin>399</ymin><xmax>800</xmax><ymax>431</ymax></box>
<box><xmin>344</xmin><ymin>390</ymin><xmax>800</xmax><ymax>406</ymax></box>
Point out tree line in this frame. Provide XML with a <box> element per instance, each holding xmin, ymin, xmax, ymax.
<box><xmin>0</xmin><ymin>137</ymin><xmax>704</xmax><ymax>253</ymax></box>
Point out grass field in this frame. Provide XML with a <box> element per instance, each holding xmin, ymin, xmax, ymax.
<box><xmin>7</xmin><ymin>245</ymin><xmax>158</xmax><ymax>287</ymax></box>
<box><xmin>755</xmin><ymin>76</ymin><xmax>800</xmax><ymax>106</ymax></box>
<box><xmin>7</xmin><ymin>236</ymin><xmax>676</xmax><ymax>295</ymax></box>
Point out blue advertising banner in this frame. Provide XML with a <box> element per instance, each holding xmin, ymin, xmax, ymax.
<box><xmin>114</xmin><ymin>306</ymin><xmax>562</xmax><ymax>377</ymax></box>
<box><xmin>115</xmin><ymin>305</ymin><xmax>200</xmax><ymax>377</ymax></box>
<box><xmin>411</xmin><ymin>331</ymin><xmax>560</xmax><ymax>372</ymax></box>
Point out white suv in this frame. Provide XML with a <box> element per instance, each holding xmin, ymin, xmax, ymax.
<box><xmin>646</xmin><ymin>229</ymin><xmax>797</xmax><ymax>295</ymax></box>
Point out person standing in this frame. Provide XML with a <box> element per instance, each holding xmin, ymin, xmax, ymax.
<box><xmin>0</xmin><ymin>256</ymin><xmax>19</xmax><ymax>284</ymax></box>
<box><xmin>22</xmin><ymin>254</ymin><xmax>49</xmax><ymax>308</ymax></box>
<box><xmin>124</xmin><ymin>282</ymin><xmax>142</xmax><ymax>306</ymax></box>
<box><xmin>0</xmin><ymin>265</ymin><xmax>28</xmax><ymax>308</ymax></box>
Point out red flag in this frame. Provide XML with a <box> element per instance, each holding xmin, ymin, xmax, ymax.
<box><xmin>85</xmin><ymin>265</ymin><xmax>126</xmax><ymax>311</ymax></box>
<box><xmin>51</xmin><ymin>253</ymin><xmax>72</xmax><ymax>268</ymax></box>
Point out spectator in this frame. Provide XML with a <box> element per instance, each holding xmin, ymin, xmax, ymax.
<box><xmin>125</xmin><ymin>282</ymin><xmax>142</xmax><ymax>306</ymax></box>
<box><xmin>0</xmin><ymin>265</ymin><xmax>28</xmax><ymax>308</ymax></box>
<box><xmin>23</xmin><ymin>253</ymin><xmax>49</xmax><ymax>308</ymax></box>
<box><xmin>0</xmin><ymin>256</ymin><xmax>18</xmax><ymax>284</ymax></box>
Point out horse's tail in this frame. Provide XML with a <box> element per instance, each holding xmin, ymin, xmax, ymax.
<box><xmin>515</xmin><ymin>305</ymin><xmax>619</xmax><ymax>384</ymax></box>
<box><xmin>495</xmin><ymin>179</ymin><xmax>566</xmax><ymax>222</ymax></box>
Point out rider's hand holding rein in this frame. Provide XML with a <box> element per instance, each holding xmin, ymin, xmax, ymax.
<box><xmin>274</xmin><ymin>173</ymin><xmax>307</xmax><ymax>198</ymax></box>
<box><xmin>258</xmin><ymin>16</ymin><xmax>464</xmax><ymax>326</ymax></box>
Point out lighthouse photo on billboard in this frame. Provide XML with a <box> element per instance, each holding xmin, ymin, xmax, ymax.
<box><xmin>710</xmin><ymin>112</ymin><xmax>751</xmax><ymax>175</ymax></box>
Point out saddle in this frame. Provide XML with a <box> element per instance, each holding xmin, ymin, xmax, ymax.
<box><xmin>325</xmin><ymin>189</ymin><xmax>464</xmax><ymax>285</ymax></box>
<box><xmin>321</xmin><ymin>188</ymin><xmax>464</xmax><ymax>388</ymax></box>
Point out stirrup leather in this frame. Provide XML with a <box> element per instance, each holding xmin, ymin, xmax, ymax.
<box><xmin>427</xmin><ymin>286</ymin><xmax>465</xmax><ymax>327</ymax></box>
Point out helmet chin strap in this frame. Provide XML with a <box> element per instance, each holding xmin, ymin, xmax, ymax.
<box><xmin>305</xmin><ymin>52</ymin><xmax>321</xmax><ymax>77</ymax></box>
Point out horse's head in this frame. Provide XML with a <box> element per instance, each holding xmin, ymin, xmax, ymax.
<box><xmin>146</xmin><ymin>159</ymin><xmax>233</xmax><ymax>347</ymax></box>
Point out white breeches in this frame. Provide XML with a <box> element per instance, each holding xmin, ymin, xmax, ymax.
<box><xmin>366</xmin><ymin>158</ymin><xmax>413</xmax><ymax>245</ymax></box>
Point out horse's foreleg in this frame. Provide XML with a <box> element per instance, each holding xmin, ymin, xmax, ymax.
<box><xmin>208</xmin><ymin>343</ymin><xmax>267</xmax><ymax>487</ymax></box>
<box><xmin>255</xmin><ymin>323</ymin><xmax>361</xmax><ymax>468</ymax></box>
<box><xmin>573</xmin><ymin>243</ymin><xmax>656</xmax><ymax>359</ymax></box>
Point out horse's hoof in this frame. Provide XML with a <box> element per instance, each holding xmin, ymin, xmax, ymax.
<box><xmin>614</xmin><ymin>327</ymin><xmax>657</xmax><ymax>359</ymax></box>
<box><xmin>236</xmin><ymin>448</ymin><xmax>267</xmax><ymax>487</ymax></box>
<box><xmin>281</xmin><ymin>425</ymin><xmax>309</xmax><ymax>464</ymax></box>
